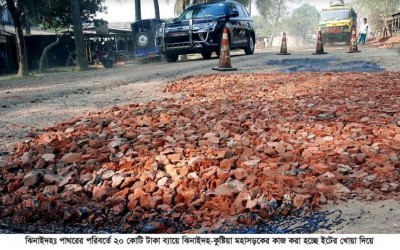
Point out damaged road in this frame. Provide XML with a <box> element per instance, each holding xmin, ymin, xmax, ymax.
<box><xmin>1</xmin><ymin>46</ymin><xmax>400</xmax><ymax>233</ymax></box>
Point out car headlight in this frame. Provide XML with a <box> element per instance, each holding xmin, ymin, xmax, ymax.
<box><xmin>194</xmin><ymin>22</ymin><xmax>215</xmax><ymax>31</ymax></box>
<box><xmin>165</xmin><ymin>26</ymin><xmax>176</xmax><ymax>32</ymax></box>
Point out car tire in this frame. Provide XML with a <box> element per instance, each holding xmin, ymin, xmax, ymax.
<box><xmin>102</xmin><ymin>58</ymin><xmax>113</xmax><ymax>68</ymax></box>
<box><xmin>165</xmin><ymin>54</ymin><xmax>179</xmax><ymax>62</ymax></box>
<box><xmin>136</xmin><ymin>32</ymin><xmax>150</xmax><ymax>48</ymax></box>
<box><xmin>201</xmin><ymin>52</ymin><xmax>212</xmax><ymax>59</ymax></box>
<box><xmin>244</xmin><ymin>35</ymin><xmax>255</xmax><ymax>55</ymax></box>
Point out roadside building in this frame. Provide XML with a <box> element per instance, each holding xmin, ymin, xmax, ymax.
<box><xmin>1</xmin><ymin>4</ymin><xmax>135</xmax><ymax>74</ymax></box>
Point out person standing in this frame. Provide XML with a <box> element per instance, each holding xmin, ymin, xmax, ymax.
<box><xmin>359</xmin><ymin>18</ymin><xmax>369</xmax><ymax>45</ymax></box>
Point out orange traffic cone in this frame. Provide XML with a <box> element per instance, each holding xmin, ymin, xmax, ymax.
<box><xmin>213</xmin><ymin>27</ymin><xmax>237</xmax><ymax>71</ymax></box>
<box><xmin>277</xmin><ymin>32</ymin><xmax>291</xmax><ymax>55</ymax></box>
<box><xmin>347</xmin><ymin>27</ymin><xmax>361</xmax><ymax>53</ymax></box>
<box><xmin>313</xmin><ymin>31</ymin><xmax>327</xmax><ymax>55</ymax></box>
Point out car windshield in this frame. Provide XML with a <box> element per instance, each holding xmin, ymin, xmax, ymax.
<box><xmin>132</xmin><ymin>20</ymin><xmax>152</xmax><ymax>33</ymax></box>
<box><xmin>179</xmin><ymin>3</ymin><xmax>225</xmax><ymax>20</ymax></box>
<box><xmin>321</xmin><ymin>10</ymin><xmax>350</xmax><ymax>21</ymax></box>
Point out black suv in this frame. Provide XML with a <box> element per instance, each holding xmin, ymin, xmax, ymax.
<box><xmin>156</xmin><ymin>0</ymin><xmax>255</xmax><ymax>62</ymax></box>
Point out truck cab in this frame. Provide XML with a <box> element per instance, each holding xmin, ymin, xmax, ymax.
<box><xmin>319</xmin><ymin>2</ymin><xmax>357</xmax><ymax>45</ymax></box>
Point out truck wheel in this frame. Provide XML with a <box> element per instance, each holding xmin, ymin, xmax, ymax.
<box><xmin>102</xmin><ymin>59</ymin><xmax>113</xmax><ymax>68</ymax></box>
<box><xmin>136</xmin><ymin>33</ymin><xmax>150</xmax><ymax>48</ymax></box>
<box><xmin>201</xmin><ymin>52</ymin><xmax>212</xmax><ymax>59</ymax></box>
<box><xmin>165</xmin><ymin>54</ymin><xmax>179</xmax><ymax>62</ymax></box>
<box><xmin>345</xmin><ymin>34</ymin><xmax>352</xmax><ymax>45</ymax></box>
<box><xmin>244</xmin><ymin>35</ymin><xmax>255</xmax><ymax>55</ymax></box>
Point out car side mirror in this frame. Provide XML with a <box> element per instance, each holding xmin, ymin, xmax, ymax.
<box><xmin>227</xmin><ymin>10</ymin><xmax>239</xmax><ymax>18</ymax></box>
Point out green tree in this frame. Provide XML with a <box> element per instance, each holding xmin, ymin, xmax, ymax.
<box><xmin>168</xmin><ymin>0</ymin><xmax>252</xmax><ymax>16</ymax></box>
<box><xmin>351</xmin><ymin>0</ymin><xmax>400</xmax><ymax>32</ymax></box>
<box><xmin>33</xmin><ymin>0</ymin><xmax>105</xmax><ymax>72</ymax></box>
<box><xmin>171</xmin><ymin>0</ymin><xmax>188</xmax><ymax>15</ymax></box>
<box><xmin>154</xmin><ymin>0</ymin><xmax>160</xmax><ymax>19</ymax></box>
<box><xmin>256</xmin><ymin>0</ymin><xmax>288</xmax><ymax>47</ymax></box>
<box><xmin>1</xmin><ymin>0</ymin><xmax>34</xmax><ymax>77</ymax></box>
<box><xmin>253</xmin><ymin>14</ymin><xmax>288</xmax><ymax>39</ymax></box>
<box><xmin>286</xmin><ymin>3</ymin><xmax>319</xmax><ymax>45</ymax></box>
<box><xmin>135</xmin><ymin>0</ymin><xmax>141</xmax><ymax>21</ymax></box>
<box><xmin>70</xmin><ymin>0</ymin><xmax>87</xmax><ymax>70</ymax></box>
<box><xmin>0</xmin><ymin>0</ymin><xmax>105</xmax><ymax>74</ymax></box>
<box><xmin>253</xmin><ymin>16</ymin><xmax>270</xmax><ymax>37</ymax></box>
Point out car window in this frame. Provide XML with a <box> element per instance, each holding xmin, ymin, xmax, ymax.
<box><xmin>132</xmin><ymin>20</ymin><xmax>152</xmax><ymax>33</ymax></box>
<box><xmin>182</xmin><ymin>9</ymin><xmax>195</xmax><ymax>20</ymax></box>
<box><xmin>228</xmin><ymin>3</ymin><xmax>237</xmax><ymax>12</ymax></box>
<box><xmin>242</xmin><ymin>5</ymin><xmax>250</xmax><ymax>17</ymax></box>
<box><xmin>236</xmin><ymin>4</ymin><xmax>246</xmax><ymax>17</ymax></box>
<box><xmin>179</xmin><ymin>3</ymin><xmax>226</xmax><ymax>20</ymax></box>
<box><xmin>320</xmin><ymin>10</ymin><xmax>350</xmax><ymax>21</ymax></box>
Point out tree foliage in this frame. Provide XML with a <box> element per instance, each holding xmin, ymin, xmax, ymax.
<box><xmin>32</xmin><ymin>0</ymin><xmax>106</xmax><ymax>31</ymax></box>
<box><xmin>285</xmin><ymin>3</ymin><xmax>319</xmax><ymax>44</ymax></box>
<box><xmin>0</xmin><ymin>0</ymin><xmax>105</xmax><ymax>74</ymax></box>
<box><xmin>35</xmin><ymin>0</ymin><xmax>105</xmax><ymax>72</ymax></box>
<box><xmin>1</xmin><ymin>0</ymin><xmax>106</xmax><ymax>32</ymax></box>
<box><xmin>0</xmin><ymin>0</ymin><xmax>36</xmax><ymax>76</ymax></box>
<box><xmin>255</xmin><ymin>0</ymin><xmax>292</xmax><ymax>46</ymax></box>
<box><xmin>351</xmin><ymin>0</ymin><xmax>400</xmax><ymax>31</ymax></box>
<box><xmin>167</xmin><ymin>0</ymin><xmax>251</xmax><ymax>16</ymax></box>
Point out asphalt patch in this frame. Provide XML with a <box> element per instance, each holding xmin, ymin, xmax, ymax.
<box><xmin>266</xmin><ymin>58</ymin><xmax>383</xmax><ymax>73</ymax></box>
<box><xmin>209</xmin><ymin>210</ymin><xmax>345</xmax><ymax>234</ymax></box>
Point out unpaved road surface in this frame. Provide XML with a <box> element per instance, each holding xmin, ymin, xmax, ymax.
<box><xmin>1</xmin><ymin>45</ymin><xmax>400</xmax><ymax>234</ymax></box>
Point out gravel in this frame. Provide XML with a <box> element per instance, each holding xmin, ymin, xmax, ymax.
<box><xmin>1</xmin><ymin>45</ymin><xmax>400</xmax><ymax>234</ymax></box>
<box><xmin>1</xmin><ymin>48</ymin><xmax>398</xmax><ymax>153</ymax></box>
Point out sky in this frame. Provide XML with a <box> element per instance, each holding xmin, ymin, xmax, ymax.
<box><xmin>99</xmin><ymin>0</ymin><xmax>335</xmax><ymax>23</ymax></box>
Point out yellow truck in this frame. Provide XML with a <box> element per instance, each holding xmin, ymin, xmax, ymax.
<box><xmin>319</xmin><ymin>2</ymin><xmax>357</xmax><ymax>45</ymax></box>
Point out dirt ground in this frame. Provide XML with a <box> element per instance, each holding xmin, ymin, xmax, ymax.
<box><xmin>367</xmin><ymin>35</ymin><xmax>400</xmax><ymax>49</ymax></box>
<box><xmin>1</xmin><ymin>46</ymin><xmax>400</xmax><ymax>234</ymax></box>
